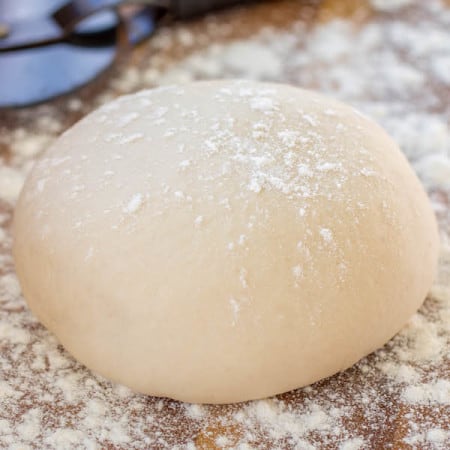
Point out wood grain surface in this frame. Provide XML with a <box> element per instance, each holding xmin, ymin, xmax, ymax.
<box><xmin>0</xmin><ymin>1</ymin><xmax>449</xmax><ymax>449</ymax></box>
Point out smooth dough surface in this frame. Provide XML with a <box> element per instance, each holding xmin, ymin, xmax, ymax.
<box><xmin>13</xmin><ymin>80</ymin><xmax>439</xmax><ymax>404</ymax></box>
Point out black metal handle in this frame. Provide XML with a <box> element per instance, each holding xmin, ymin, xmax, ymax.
<box><xmin>53</xmin><ymin>0</ymin><xmax>246</xmax><ymax>30</ymax></box>
<box><xmin>171</xmin><ymin>0</ymin><xmax>243</xmax><ymax>18</ymax></box>
<box><xmin>0</xmin><ymin>0</ymin><xmax>253</xmax><ymax>107</ymax></box>
<box><xmin>53</xmin><ymin>0</ymin><xmax>124</xmax><ymax>31</ymax></box>
<box><xmin>0</xmin><ymin>0</ymin><xmax>166</xmax><ymax>52</ymax></box>
<box><xmin>0</xmin><ymin>0</ymin><xmax>249</xmax><ymax>52</ymax></box>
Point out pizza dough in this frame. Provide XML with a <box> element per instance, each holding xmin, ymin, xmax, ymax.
<box><xmin>13</xmin><ymin>80</ymin><xmax>439</xmax><ymax>404</ymax></box>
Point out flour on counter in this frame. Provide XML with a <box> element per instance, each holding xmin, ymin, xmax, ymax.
<box><xmin>369</xmin><ymin>0</ymin><xmax>415</xmax><ymax>12</ymax></box>
<box><xmin>0</xmin><ymin>0</ymin><xmax>449</xmax><ymax>448</ymax></box>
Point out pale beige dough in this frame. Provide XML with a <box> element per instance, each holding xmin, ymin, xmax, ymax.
<box><xmin>13</xmin><ymin>80</ymin><xmax>439</xmax><ymax>404</ymax></box>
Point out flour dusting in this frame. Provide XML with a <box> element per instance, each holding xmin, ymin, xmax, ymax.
<box><xmin>0</xmin><ymin>0</ymin><xmax>449</xmax><ymax>448</ymax></box>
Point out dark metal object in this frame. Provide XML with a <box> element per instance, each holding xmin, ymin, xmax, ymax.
<box><xmin>0</xmin><ymin>0</ymin><xmax>140</xmax><ymax>108</ymax></box>
<box><xmin>172</xmin><ymin>0</ymin><xmax>243</xmax><ymax>18</ymax></box>
<box><xmin>0</xmin><ymin>0</ymin><xmax>244</xmax><ymax>108</ymax></box>
<box><xmin>0</xmin><ymin>0</ymin><xmax>120</xmax><ymax>51</ymax></box>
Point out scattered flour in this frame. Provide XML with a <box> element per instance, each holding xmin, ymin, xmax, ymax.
<box><xmin>369</xmin><ymin>0</ymin><xmax>415</xmax><ymax>12</ymax></box>
<box><xmin>0</xmin><ymin>167</ymin><xmax>26</xmax><ymax>204</ymax></box>
<box><xmin>124</xmin><ymin>193</ymin><xmax>144</xmax><ymax>214</ymax></box>
<box><xmin>319</xmin><ymin>228</ymin><xmax>333</xmax><ymax>243</ymax></box>
<box><xmin>403</xmin><ymin>380</ymin><xmax>450</xmax><ymax>405</ymax></box>
<box><xmin>0</xmin><ymin>0</ymin><xmax>449</xmax><ymax>448</ymax></box>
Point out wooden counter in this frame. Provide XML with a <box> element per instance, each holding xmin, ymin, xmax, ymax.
<box><xmin>0</xmin><ymin>0</ymin><xmax>449</xmax><ymax>448</ymax></box>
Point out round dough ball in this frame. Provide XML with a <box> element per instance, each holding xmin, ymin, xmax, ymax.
<box><xmin>13</xmin><ymin>80</ymin><xmax>439</xmax><ymax>404</ymax></box>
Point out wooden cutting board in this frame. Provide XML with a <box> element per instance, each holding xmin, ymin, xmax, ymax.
<box><xmin>0</xmin><ymin>1</ymin><xmax>449</xmax><ymax>448</ymax></box>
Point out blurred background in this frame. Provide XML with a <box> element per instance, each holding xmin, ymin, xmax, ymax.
<box><xmin>0</xmin><ymin>0</ymin><xmax>449</xmax><ymax>448</ymax></box>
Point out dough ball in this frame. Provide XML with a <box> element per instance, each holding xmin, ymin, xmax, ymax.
<box><xmin>13</xmin><ymin>81</ymin><xmax>439</xmax><ymax>404</ymax></box>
